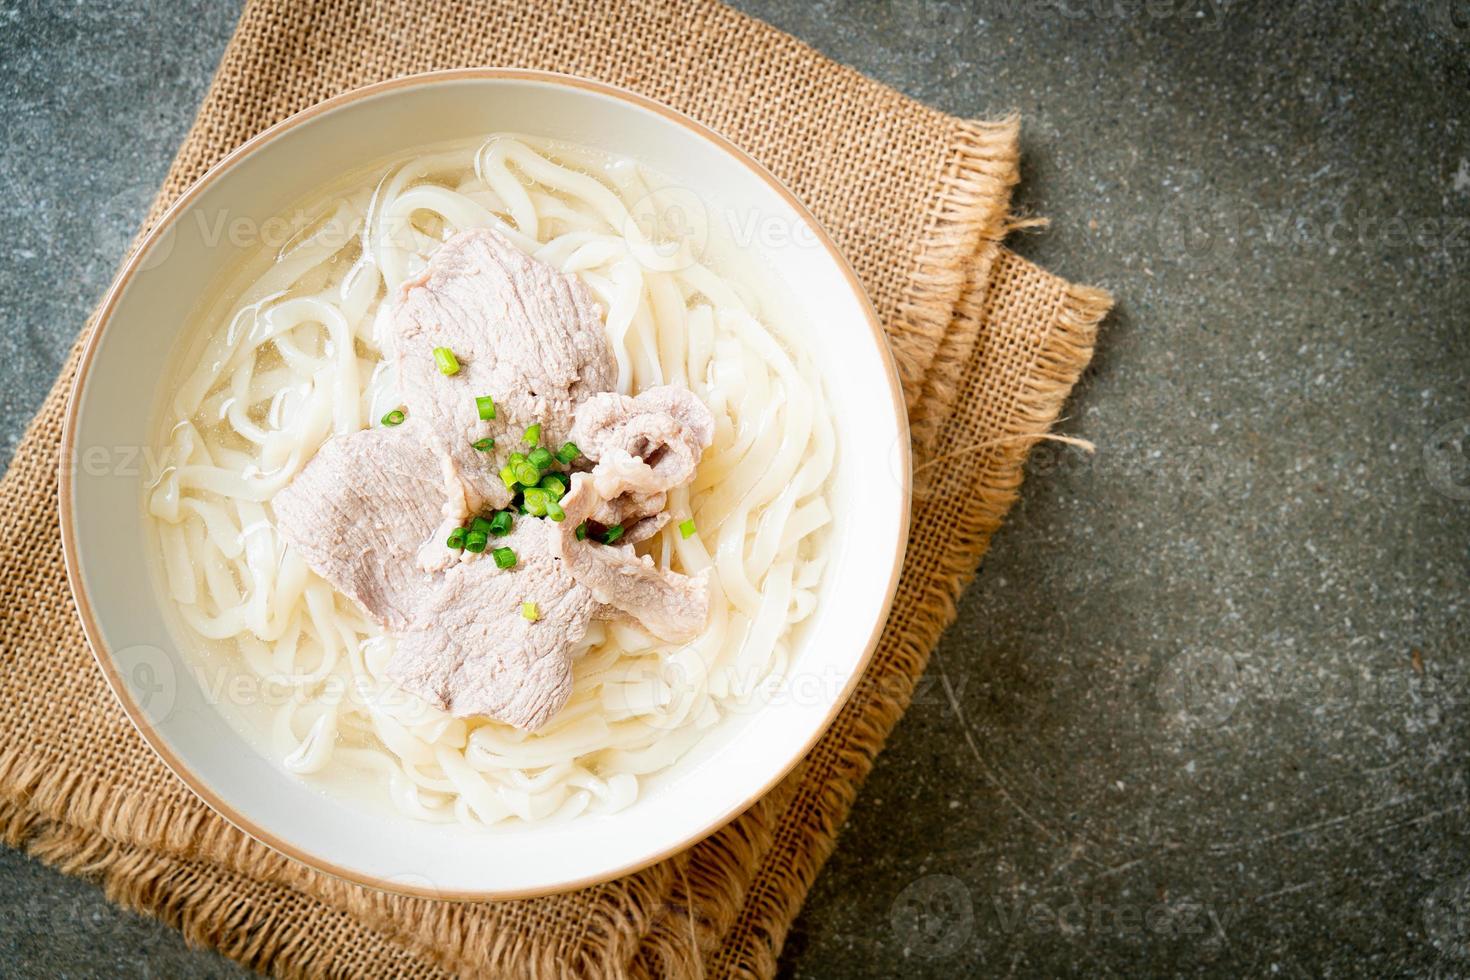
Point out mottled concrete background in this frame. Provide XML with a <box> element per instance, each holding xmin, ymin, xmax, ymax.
<box><xmin>2</xmin><ymin>0</ymin><xmax>1467</xmax><ymax>976</ymax></box>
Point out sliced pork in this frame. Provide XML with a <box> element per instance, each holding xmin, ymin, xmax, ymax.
<box><xmin>388</xmin><ymin>519</ymin><xmax>596</xmax><ymax>729</ymax></box>
<box><xmin>569</xmin><ymin>386</ymin><xmax>715</xmax><ymax>535</ymax></box>
<box><xmin>272</xmin><ymin>232</ymin><xmax>718</xmax><ymax>730</ymax></box>
<box><xmin>394</xmin><ymin>228</ymin><xmax>617</xmax><ymax>510</ymax></box>
<box><xmin>554</xmin><ymin>476</ymin><xmax>710</xmax><ymax>643</ymax></box>
<box><xmin>271</xmin><ymin>421</ymin><xmax>448</xmax><ymax>630</ymax></box>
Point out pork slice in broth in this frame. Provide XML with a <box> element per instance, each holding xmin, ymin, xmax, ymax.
<box><xmin>555</xmin><ymin>475</ymin><xmax>710</xmax><ymax>644</ymax></box>
<box><xmin>393</xmin><ymin>228</ymin><xmax>617</xmax><ymax>512</ymax></box>
<box><xmin>275</xmin><ymin>433</ymin><xmax>597</xmax><ymax>730</ymax></box>
<box><xmin>387</xmin><ymin>518</ymin><xmax>597</xmax><ymax>729</ymax></box>
<box><xmin>271</xmin><ymin>420</ymin><xmax>451</xmax><ymax>630</ymax></box>
<box><xmin>568</xmin><ymin>385</ymin><xmax>715</xmax><ymax>535</ymax></box>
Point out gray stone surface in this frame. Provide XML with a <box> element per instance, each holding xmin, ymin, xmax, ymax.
<box><xmin>2</xmin><ymin>0</ymin><xmax>1467</xmax><ymax>977</ymax></box>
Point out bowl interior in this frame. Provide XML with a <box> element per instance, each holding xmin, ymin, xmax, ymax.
<box><xmin>65</xmin><ymin>72</ymin><xmax>908</xmax><ymax>898</ymax></box>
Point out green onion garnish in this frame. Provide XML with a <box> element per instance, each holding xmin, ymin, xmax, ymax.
<box><xmin>539</xmin><ymin>472</ymin><xmax>568</xmax><ymax>499</ymax></box>
<box><xmin>528</xmin><ymin>446</ymin><xmax>555</xmax><ymax>471</ymax></box>
<box><xmin>522</xmin><ymin>487</ymin><xmax>549</xmax><ymax>517</ymax></box>
<box><xmin>476</xmin><ymin>395</ymin><xmax>496</xmax><ymax>420</ymax></box>
<box><xmin>432</xmin><ymin>347</ymin><xmax>460</xmax><ymax>375</ymax></box>
<box><xmin>470</xmin><ymin>515</ymin><xmax>495</xmax><ymax>536</ymax></box>
<box><xmin>492</xmin><ymin>546</ymin><xmax>517</xmax><ymax>569</ymax></box>
<box><xmin>522</xmin><ymin>601</ymin><xmax>539</xmax><ymax>622</ymax></box>
<box><xmin>464</xmin><ymin>530</ymin><xmax>488</xmax><ymax>553</ymax></box>
<box><xmin>603</xmin><ymin>524</ymin><xmax>624</xmax><ymax>545</ymax></box>
<box><xmin>381</xmin><ymin>409</ymin><xmax>405</xmax><ymax>427</ymax></box>
<box><xmin>555</xmin><ymin>442</ymin><xmax>581</xmax><ymax>465</ymax></box>
<box><xmin>545</xmin><ymin>498</ymin><xmax>565</xmax><ymax>522</ymax></box>
<box><xmin>499</xmin><ymin>465</ymin><xmax>519</xmax><ymax>490</ymax></box>
<box><xmin>523</xmin><ymin>423</ymin><xmax>542</xmax><ymax>445</ymax></box>
<box><xmin>446</xmin><ymin>527</ymin><xmax>466</xmax><ymax>549</ymax></box>
<box><xmin>488</xmin><ymin>510</ymin><xmax>513</xmax><ymax>537</ymax></box>
<box><xmin>679</xmin><ymin>519</ymin><xmax>697</xmax><ymax>539</ymax></box>
<box><xmin>471</xmin><ymin>437</ymin><xmax>495</xmax><ymax>451</ymax></box>
<box><xmin>575</xmin><ymin>522</ymin><xmax>588</xmax><ymax>541</ymax></box>
<box><xmin>514</xmin><ymin>460</ymin><xmax>541</xmax><ymax>486</ymax></box>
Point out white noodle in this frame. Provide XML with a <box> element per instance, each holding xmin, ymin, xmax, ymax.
<box><xmin>149</xmin><ymin>136</ymin><xmax>834</xmax><ymax>827</ymax></box>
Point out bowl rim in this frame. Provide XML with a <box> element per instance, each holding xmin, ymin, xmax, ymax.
<box><xmin>58</xmin><ymin>67</ymin><xmax>911</xmax><ymax>901</ymax></box>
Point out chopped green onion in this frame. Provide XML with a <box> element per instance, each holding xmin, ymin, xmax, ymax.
<box><xmin>432</xmin><ymin>347</ymin><xmax>460</xmax><ymax>375</ymax></box>
<box><xmin>492</xmin><ymin>546</ymin><xmax>517</xmax><ymax>569</ymax></box>
<box><xmin>471</xmin><ymin>437</ymin><xmax>495</xmax><ymax>451</ymax></box>
<box><xmin>545</xmin><ymin>498</ymin><xmax>565</xmax><ymax>522</ymax></box>
<box><xmin>381</xmin><ymin>409</ymin><xmax>406</xmax><ymax>427</ymax></box>
<box><xmin>446</xmin><ymin>527</ymin><xmax>466</xmax><ymax>549</ymax></box>
<box><xmin>522</xmin><ymin>487</ymin><xmax>549</xmax><ymax>517</ymax></box>
<box><xmin>522</xmin><ymin>601</ymin><xmax>539</xmax><ymax>622</ymax></box>
<box><xmin>475</xmin><ymin>395</ymin><xmax>496</xmax><ymax>420</ymax></box>
<box><xmin>539</xmin><ymin>472</ymin><xmax>569</xmax><ymax>499</ymax></box>
<box><xmin>575</xmin><ymin>522</ymin><xmax>588</xmax><ymax>541</ymax></box>
<box><xmin>508</xmin><ymin>453</ymin><xmax>537</xmax><ymax>483</ymax></box>
<box><xmin>488</xmin><ymin>511</ymin><xmax>513</xmax><ymax>537</ymax></box>
<box><xmin>522</xmin><ymin>423</ymin><xmax>542</xmax><ymax>445</ymax></box>
<box><xmin>528</xmin><ymin>446</ymin><xmax>555</xmax><ymax>471</ymax></box>
<box><xmin>464</xmin><ymin>530</ymin><xmax>488</xmax><ymax>553</ymax></box>
<box><xmin>470</xmin><ymin>516</ymin><xmax>495</xmax><ymax>536</ymax></box>
<box><xmin>555</xmin><ymin>441</ymin><xmax>581</xmax><ymax>465</ymax></box>
<box><xmin>499</xmin><ymin>465</ymin><xmax>519</xmax><ymax>491</ymax></box>
<box><xmin>602</xmin><ymin>524</ymin><xmax>624</xmax><ymax>545</ymax></box>
<box><xmin>679</xmin><ymin>519</ymin><xmax>697</xmax><ymax>539</ymax></box>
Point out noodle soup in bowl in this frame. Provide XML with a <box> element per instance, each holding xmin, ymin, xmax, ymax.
<box><xmin>61</xmin><ymin>70</ymin><xmax>908</xmax><ymax>898</ymax></box>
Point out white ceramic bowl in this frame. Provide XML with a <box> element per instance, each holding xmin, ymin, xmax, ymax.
<box><xmin>61</xmin><ymin>69</ymin><xmax>909</xmax><ymax>899</ymax></box>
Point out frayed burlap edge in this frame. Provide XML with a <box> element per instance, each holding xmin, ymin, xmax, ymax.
<box><xmin>887</xmin><ymin>117</ymin><xmax>1021</xmax><ymax>414</ymax></box>
<box><xmin>0</xmin><ymin>733</ymin><xmax>662</xmax><ymax>979</ymax></box>
<box><xmin>0</xmin><ymin>800</ymin><xmax>451</xmax><ymax>979</ymax></box>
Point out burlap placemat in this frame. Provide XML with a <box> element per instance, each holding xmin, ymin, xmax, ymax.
<box><xmin>0</xmin><ymin>1</ymin><xmax>1111</xmax><ymax>975</ymax></box>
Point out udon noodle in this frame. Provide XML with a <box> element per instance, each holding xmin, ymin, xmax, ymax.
<box><xmin>146</xmin><ymin>135</ymin><xmax>834</xmax><ymax>826</ymax></box>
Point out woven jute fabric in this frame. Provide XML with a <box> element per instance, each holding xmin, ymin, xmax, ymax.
<box><xmin>0</xmin><ymin>1</ymin><xmax>1111</xmax><ymax>976</ymax></box>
